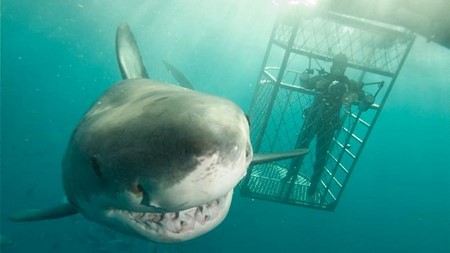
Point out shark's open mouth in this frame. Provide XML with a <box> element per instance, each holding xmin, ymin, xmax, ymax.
<box><xmin>111</xmin><ymin>191</ymin><xmax>232</xmax><ymax>240</ymax></box>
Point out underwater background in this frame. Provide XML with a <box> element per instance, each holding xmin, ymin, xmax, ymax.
<box><xmin>1</xmin><ymin>0</ymin><xmax>449</xmax><ymax>252</ymax></box>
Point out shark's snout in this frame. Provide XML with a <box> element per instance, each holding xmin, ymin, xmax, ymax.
<box><xmin>128</xmin><ymin>90</ymin><xmax>252</xmax><ymax>212</ymax></box>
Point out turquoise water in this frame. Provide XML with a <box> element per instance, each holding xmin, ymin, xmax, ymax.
<box><xmin>1</xmin><ymin>1</ymin><xmax>449</xmax><ymax>252</ymax></box>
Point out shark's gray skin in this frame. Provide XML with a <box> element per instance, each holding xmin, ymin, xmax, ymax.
<box><xmin>10</xmin><ymin>23</ymin><xmax>307</xmax><ymax>243</ymax></box>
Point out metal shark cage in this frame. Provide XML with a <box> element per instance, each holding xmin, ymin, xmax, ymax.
<box><xmin>240</xmin><ymin>5</ymin><xmax>415</xmax><ymax>211</ymax></box>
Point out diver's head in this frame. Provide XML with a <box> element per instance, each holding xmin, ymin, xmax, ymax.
<box><xmin>330</xmin><ymin>53</ymin><xmax>348</xmax><ymax>76</ymax></box>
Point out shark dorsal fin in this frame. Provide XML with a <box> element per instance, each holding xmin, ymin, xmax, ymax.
<box><xmin>116</xmin><ymin>23</ymin><xmax>149</xmax><ymax>79</ymax></box>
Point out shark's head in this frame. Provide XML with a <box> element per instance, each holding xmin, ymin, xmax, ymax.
<box><xmin>63</xmin><ymin>79</ymin><xmax>253</xmax><ymax>242</ymax></box>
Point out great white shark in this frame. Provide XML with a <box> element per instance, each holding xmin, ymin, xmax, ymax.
<box><xmin>10</xmin><ymin>23</ymin><xmax>308</xmax><ymax>243</ymax></box>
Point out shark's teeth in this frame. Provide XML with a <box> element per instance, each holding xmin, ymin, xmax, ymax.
<box><xmin>125</xmin><ymin>194</ymin><xmax>228</xmax><ymax>234</ymax></box>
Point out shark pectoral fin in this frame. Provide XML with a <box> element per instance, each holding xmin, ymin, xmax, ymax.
<box><xmin>9</xmin><ymin>202</ymin><xmax>78</xmax><ymax>222</ymax></box>
<box><xmin>162</xmin><ymin>60</ymin><xmax>195</xmax><ymax>90</ymax></box>
<box><xmin>116</xmin><ymin>22</ymin><xmax>149</xmax><ymax>80</ymax></box>
<box><xmin>251</xmin><ymin>148</ymin><xmax>309</xmax><ymax>165</ymax></box>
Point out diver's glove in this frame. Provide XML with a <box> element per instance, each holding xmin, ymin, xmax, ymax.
<box><xmin>358</xmin><ymin>95</ymin><xmax>375</xmax><ymax>111</ymax></box>
<box><xmin>300</xmin><ymin>70</ymin><xmax>311</xmax><ymax>82</ymax></box>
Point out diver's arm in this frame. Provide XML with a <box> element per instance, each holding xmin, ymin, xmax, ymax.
<box><xmin>349</xmin><ymin>80</ymin><xmax>365</xmax><ymax>98</ymax></box>
<box><xmin>299</xmin><ymin>72</ymin><xmax>324</xmax><ymax>90</ymax></box>
<box><xmin>347</xmin><ymin>79</ymin><xmax>374</xmax><ymax>111</ymax></box>
<box><xmin>358</xmin><ymin>94</ymin><xmax>375</xmax><ymax>111</ymax></box>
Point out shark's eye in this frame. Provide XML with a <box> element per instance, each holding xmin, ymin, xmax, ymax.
<box><xmin>90</xmin><ymin>157</ymin><xmax>102</xmax><ymax>177</ymax></box>
<box><xmin>245</xmin><ymin>145</ymin><xmax>252</xmax><ymax>160</ymax></box>
<box><xmin>245</xmin><ymin>114</ymin><xmax>250</xmax><ymax>126</ymax></box>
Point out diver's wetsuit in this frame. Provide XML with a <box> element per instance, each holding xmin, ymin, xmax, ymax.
<box><xmin>284</xmin><ymin>73</ymin><xmax>363</xmax><ymax>195</ymax></box>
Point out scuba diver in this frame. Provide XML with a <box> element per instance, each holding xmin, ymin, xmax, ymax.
<box><xmin>282</xmin><ymin>53</ymin><xmax>374</xmax><ymax>196</ymax></box>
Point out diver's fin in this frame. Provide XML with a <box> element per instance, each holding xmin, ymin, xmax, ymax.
<box><xmin>9</xmin><ymin>202</ymin><xmax>78</xmax><ymax>222</ymax></box>
<box><xmin>116</xmin><ymin>23</ymin><xmax>149</xmax><ymax>79</ymax></box>
<box><xmin>162</xmin><ymin>60</ymin><xmax>195</xmax><ymax>90</ymax></box>
<box><xmin>251</xmin><ymin>148</ymin><xmax>309</xmax><ymax>165</ymax></box>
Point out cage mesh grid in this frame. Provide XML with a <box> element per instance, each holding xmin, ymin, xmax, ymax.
<box><xmin>274</xmin><ymin>14</ymin><xmax>413</xmax><ymax>76</ymax></box>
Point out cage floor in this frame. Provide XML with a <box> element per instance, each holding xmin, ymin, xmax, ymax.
<box><xmin>240</xmin><ymin>163</ymin><xmax>332</xmax><ymax>209</ymax></box>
